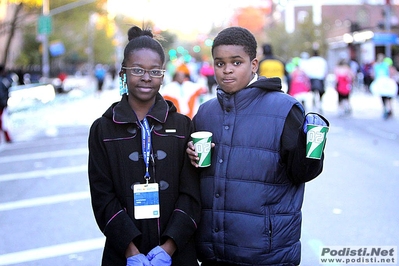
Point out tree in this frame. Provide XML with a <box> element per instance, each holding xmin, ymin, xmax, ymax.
<box><xmin>0</xmin><ymin>0</ymin><xmax>41</xmax><ymax>67</ymax></box>
<box><xmin>47</xmin><ymin>0</ymin><xmax>109</xmax><ymax>74</ymax></box>
<box><xmin>15</xmin><ymin>23</ymin><xmax>41</xmax><ymax>67</ymax></box>
<box><xmin>264</xmin><ymin>10</ymin><xmax>327</xmax><ymax>61</ymax></box>
<box><xmin>232</xmin><ymin>7</ymin><xmax>267</xmax><ymax>34</ymax></box>
<box><xmin>3</xmin><ymin>0</ymin><xmax>180</xmax><ymax>75</ymax></box>
<box><xmin>1</xmin><ymin>0</ymin><xmax>111</xmax><ymax>73</ymax></box>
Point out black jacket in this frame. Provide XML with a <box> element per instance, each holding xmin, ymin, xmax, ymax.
<box><xmin>88</xmin><ymin>93</ymin><xmax>201</xmax><ymax>265</ymax></box>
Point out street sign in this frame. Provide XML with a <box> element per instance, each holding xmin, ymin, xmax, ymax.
<box><xmin>38</xmin><ymin>15</ymin><xmax>52</xmax><ymax>35</ymax></box>
<box><xmin>373</xmin><ymin>33</ymin><xmax>398</xmax><ymax>45</ymax></box>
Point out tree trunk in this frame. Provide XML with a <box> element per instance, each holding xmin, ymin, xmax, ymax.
<box><xmin>1</xmin><ymin>3</ymin><xmax>23</xmax><ymax>67</ymax></box>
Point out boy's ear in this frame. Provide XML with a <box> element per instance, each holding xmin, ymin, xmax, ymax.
<box><xmin>251</xmin><ymin>58</ymin><xmax>259</xmax><ymax>73</ymax></box>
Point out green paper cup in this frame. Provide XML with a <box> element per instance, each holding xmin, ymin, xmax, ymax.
<box><xmin>306</xmin><ymin>124</ymin><xmax>329</xmax><ymax>159</ymax></box>
<box><xmin>191</xmin><ymin>131</ymin><xmax>212</xmax><ymax>167</ymax></box>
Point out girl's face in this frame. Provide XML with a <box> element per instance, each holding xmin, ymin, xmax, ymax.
<box><xmin>124</xmin><ymin>48</ymin><xmax>164</xmax><ymax>104</ymax></box>
<box><xmin>212</xmin><ymin>45</ymin><xmax>258</xmax><ymax>94</ymax></box>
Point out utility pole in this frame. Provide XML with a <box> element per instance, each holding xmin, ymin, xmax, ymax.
<box><xmin>41</xmin><ymin>0</ymin><xmax>50</xmax><ymax>79</ymax></box>
<box><xmin>384</xmin><ymin>0</ymin><xmax>392</xmax><ymax>58</ymax></box>
<box><xmin>40</xmin><ymin>0</ymin><xmax>97</xmax><ymax>79</ymax></box>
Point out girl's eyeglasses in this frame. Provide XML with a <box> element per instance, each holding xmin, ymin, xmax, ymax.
<box><xmin>122</xmin><ymin>67</ymin><xmax>165</xmax><ymax>78</ymax></box>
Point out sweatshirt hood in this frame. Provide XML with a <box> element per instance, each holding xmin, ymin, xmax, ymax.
<box><xmin>250</xmin><ymin>76</ymin><xmax>282</xmax><ymax>92</ymax></box>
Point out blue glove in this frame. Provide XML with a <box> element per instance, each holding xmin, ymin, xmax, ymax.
<box><xmin>127</xmin><ymin>254</ymin><xmax>151</xmax><ymax>266</ymax></box>
<box><xmin>303</xmin><ymin>113</ymin><xmax>328</xmax><ymax>133</ymax></box>
<box><xmin>147</xmin><ymin>246</ymin><xmax>172</xmax><ymax>266</ymax></box>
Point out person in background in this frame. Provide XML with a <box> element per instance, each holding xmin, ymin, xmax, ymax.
<box><xmin>257</xmin><ymin>43</ymin><xmax>288</xmax><ymax>91</ymax></box>
<box><xmin>0</xmin><ymin>64</ymin><xmax>12</xmax><ymax>143</ymax></box>
<box><xmin>302</xmin><ymin>50</ymin><xmax>328</xmax><ymax>113</ymax></box>
<box><xmin>370</xmin><ymin>54</ymin><xmax>398</xmax><ymax>119</ymax></box>
<box><xmin>349</xmin><ymin>57</ymin><xmax>361</xmax><ymax>90</ymax></box>
<box><xmin>160</xmin><ymin>70</ymin><xmax>207</xmax><ymax>119</ymax></box>
<box><xmin>88</xmin><ymin>26</ymin><xmax>201</xmax><ymax>266</ymax></box>
<box><xmin>287</xmin><ymin>57</ymin><xmax>312</xmax><ymax>112</ymax></box>
<box><xmin>109</xmin><ymin>64</ymin><xmax>117</xmax><ymax>89</ymax></box>
<box><xmin>199</xmin><ymin>61</ymin><xmax>217</xmax><ymax>94</ymax></box>
<box><xmin>187</xmin><ymin>26</ymin><xmax>328</xmax><ymax>266</ymax></box>
<box><xmin>361</xmin><ymin>61</ymin><xmax>374</xmax><ymax>92</ymax></box>
<box><xmin>334</xmin><ymin>59</ymin><xmax>355</xmax><ymax>116</ymax></box>
<box><xmin>176</xmin><ymin>62</ymin><xmax>191</xmax><ymax>81</ymax></box>
<box><xmin>94</xmin><ymin>64</ymin><xmax>106</xmax><ymax>95</ymax></box>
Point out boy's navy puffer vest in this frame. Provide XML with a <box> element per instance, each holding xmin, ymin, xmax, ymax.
<box><xmin>193</xmin><ymin>80</ymin><xmax>304</xmax><ymax>266</ymax></box>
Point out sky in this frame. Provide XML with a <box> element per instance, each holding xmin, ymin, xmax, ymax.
<box><xmin>107</xmin><ymin>0</ymin><xmax>272</xmax><ymax>34</ymax></box>
<box><xmin>107</xmin><ymin>0</ymin><xmax>395</xmax><ymax>37</ymax></box>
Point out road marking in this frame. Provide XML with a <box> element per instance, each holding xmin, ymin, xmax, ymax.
<box><xmin>0</xmin><ymin>237</ymin><xmax>104</xmax><ymax>265</ymax></box>
<box><xmin>0</xmin><ymin>191</ymin><xmax>90</xmax><ymax>211</ymax></box>
<box><xmin>0</xmin><ymin>164</ymin><xmax>87</xmax><ymax>182</ymax></box>
<box><xmin>0</xmin><ymin>148</ymin><xmax>88</xmax><ymax>163</ymax></box>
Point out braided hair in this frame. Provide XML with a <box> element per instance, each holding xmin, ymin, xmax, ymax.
<box><xmin>211</xmin><ymin>27</ymin><xmax>257</xmax><ymax>61</ymax></box>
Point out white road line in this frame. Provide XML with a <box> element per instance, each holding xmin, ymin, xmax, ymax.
<box><xmin>0</xmin><ymin>191</ymin><xmax>90</xmax><ymax>211</ymax></box>
<box><xmin>0</xmin><ymin>237</ymin><xmax>105</xmax><ymax>265</ymax></box>
<box><xmin>0</xmin><ymin>148</ymin><xmax>88</xmax><ymax>163</ymax></box>
<box><xmin>0</xmin><ymin>164</ymin><xmax>87</xmax><ymax>182</ymax></box>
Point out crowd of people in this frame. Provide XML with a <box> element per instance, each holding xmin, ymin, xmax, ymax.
<box><xmin>281</xmin><ymin>50</ymin><xmax>398</xmax><ymax>119</ymax></box>
<box><xmin>161</xmin><ymin>42</ymin><xmax>396</xmax><ymax>121</ymax></box>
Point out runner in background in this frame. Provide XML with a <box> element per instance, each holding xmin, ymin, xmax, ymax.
<box><xmin>258</xmin><ymin>43</ymin><xmax>288</xmax><ymax>91</ymax></box>
<box><xmin>161</xmin><ymin>69</ymin><xmax>207</xmax><ymax>118</ymax></box>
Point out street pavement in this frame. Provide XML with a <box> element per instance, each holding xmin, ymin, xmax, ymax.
<box><xmin>0</xmin><ymin>77</ymin><xmax>398</xmax><ymax>265</ymax></box>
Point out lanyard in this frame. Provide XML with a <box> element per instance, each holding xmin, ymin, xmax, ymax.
<box><xmin>139</xmin><ymin>118</ymin><xmax>152</xmax><ymax>184</ymax></box>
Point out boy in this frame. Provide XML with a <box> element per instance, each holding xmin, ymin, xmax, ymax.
<box><xmin>187</xmin><ymin>27</ymin><xmax>328</xmax><ymax>265</ymax></box>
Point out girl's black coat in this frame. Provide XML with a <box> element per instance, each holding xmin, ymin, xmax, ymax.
<box><xmin>88</xmin><ymin>93</ymin><xmax>201</xmax><ymax>266</ymax></box>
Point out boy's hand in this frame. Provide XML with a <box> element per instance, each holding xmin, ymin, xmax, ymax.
<box><xmin>187</xmin><ymin>140</ymin><xmax>215</xmax><ymax>167</ymax></box>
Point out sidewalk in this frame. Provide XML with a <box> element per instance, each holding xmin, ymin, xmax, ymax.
<box><xmin>7</xmin><ymin>84</ymin><xmax>121</xmax><ymax>142</ymax></box>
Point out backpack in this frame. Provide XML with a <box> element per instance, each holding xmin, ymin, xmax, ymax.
<box><xmin>336</xmin><ymin>75</ymin><xmax>352</xmax><ymax>96</ymax></box>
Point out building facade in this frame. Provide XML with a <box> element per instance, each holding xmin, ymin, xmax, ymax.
<box><xmin>278</xmin><ymin>0</ymin><xmax>399</xmax><ymax>71</ymax></box>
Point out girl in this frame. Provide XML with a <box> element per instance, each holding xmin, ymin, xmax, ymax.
<box><xmin>88</xmin><ymin>26</ymin><xmax>201</xmax><ymax>266</ymax></box>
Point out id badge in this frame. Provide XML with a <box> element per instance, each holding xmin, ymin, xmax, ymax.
<box><xmin>133</xmin><ymin>183</ymin><xmax>160</xmax><ymax>219</ymax></box>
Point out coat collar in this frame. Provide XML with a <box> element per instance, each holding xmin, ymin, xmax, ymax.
<box><xmin>216</xmin><ymin>77</ymin><xmax>283</xmax><ymax>111</ymax></box>
<box><xmin>111</xmin><ymin>93</ymin><xmax>170</xmax><ymax>124</ymax></box>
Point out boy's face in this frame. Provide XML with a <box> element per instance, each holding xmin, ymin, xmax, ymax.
<box><xmin>213</xmin><ymin>45</ymin><xmax>258</xmax><ymax>94</ymax></box>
